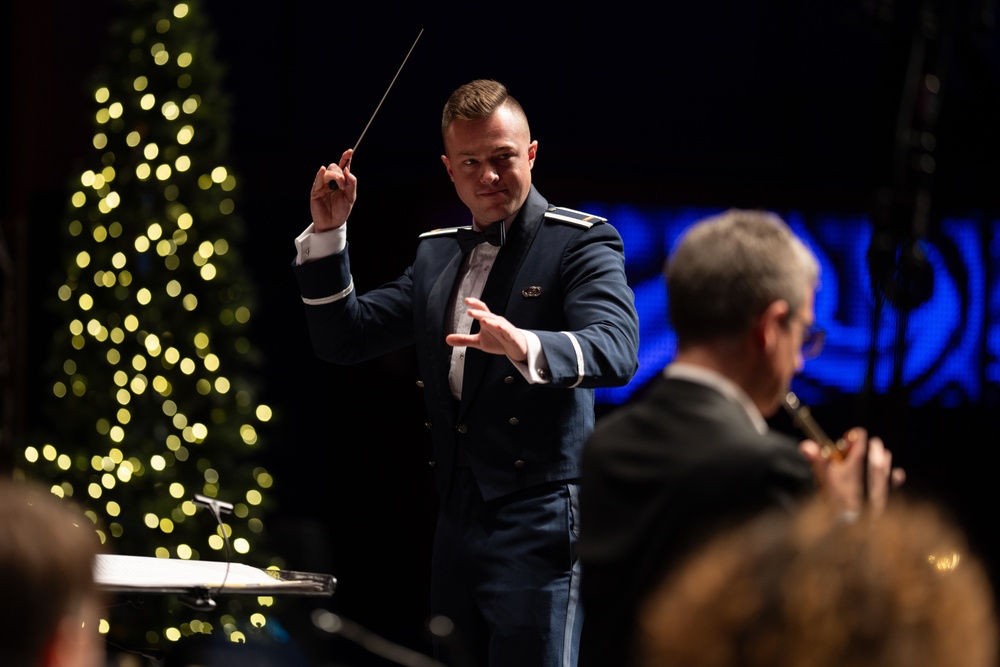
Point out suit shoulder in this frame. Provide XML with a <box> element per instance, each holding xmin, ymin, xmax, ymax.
<box><xmin>544</xmin><ymin>206</ymin><xmax>607</xmax><ymax>229</ymax></box>
<box><xmin>417</xmin><ymin>226</ymin><xmax>469</xmax><ymax>240</ymax></box>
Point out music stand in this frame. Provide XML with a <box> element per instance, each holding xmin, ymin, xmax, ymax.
<box><xmin>95</xmin><ymin>553</ymin><xmax>335</xmax><ymax>609</ymax></box>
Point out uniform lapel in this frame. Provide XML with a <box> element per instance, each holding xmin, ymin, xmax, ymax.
<box><xmin>426</xmin><ymin>249</ymin><xmax>466</xmax><ymax>410</ymax></box>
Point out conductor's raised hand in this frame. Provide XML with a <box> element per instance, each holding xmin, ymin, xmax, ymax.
<box><xmin>309</xmin><ymin>148</ymin><xmax>357</xmax><ymax>232</ymax></box>
<box><xmin>446</xmin><ymin>297</ymin><xmax>529</xmax><ymax>362</ymax></box>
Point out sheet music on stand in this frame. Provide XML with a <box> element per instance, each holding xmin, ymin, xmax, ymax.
<box><xmin>95</xmin><ymin>554</ymin><xmax>336</xmax><ymax>597</ymax></box>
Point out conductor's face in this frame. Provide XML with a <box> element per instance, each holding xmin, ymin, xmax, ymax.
<box><xmin>441</xmin><ymin>104</ymin><xmax>537</xmax><ymax>227</ymax></box>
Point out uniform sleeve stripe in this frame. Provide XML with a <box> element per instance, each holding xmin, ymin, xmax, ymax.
<box><xmin>302</xmin><ymin>279</ymin><xmax>354</xmax><ymax>305</ymax></box>
<box><xmin>561</xmin><ymin>331</ymin><xmax>585</xmax><ymax>388</ymax></box>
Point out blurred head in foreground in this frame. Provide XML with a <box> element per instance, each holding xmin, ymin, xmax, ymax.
<box><xmin>0</xmin><ymin>479</ymin><xmax>104</xmax><ymax>667</ymax></box>
<box><xmin>637</xmin><ymin>498</ymin><xmax>999</xmax><ymax>667</ymax></box>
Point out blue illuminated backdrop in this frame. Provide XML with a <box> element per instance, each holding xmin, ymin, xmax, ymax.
<box><xmin>590</xmin><ymin>204</ymin><xmax>997</xmax><ymax>409</ymax></box>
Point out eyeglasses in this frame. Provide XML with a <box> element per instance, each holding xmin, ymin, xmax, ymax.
<box><xmin>787</xmin><ymin>312</ymin><xmax>825</xmax><ymax>360</ymax></box>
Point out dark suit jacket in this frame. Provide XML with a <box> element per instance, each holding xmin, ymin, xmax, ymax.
<box><xmin>294</xmin><ymin>186</ymin><xmax>640</xmax><ymax>501</ymax></box>
<box><xmin>578</xmin><ymin>374</ymin><xmax>816</xmax><ymax>667</ymax></box>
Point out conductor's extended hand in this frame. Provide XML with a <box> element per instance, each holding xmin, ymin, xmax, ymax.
<box><xmin>446</xmin><ymin>297</ymin><xmax>528</xmax><ymax>362</ymax></box>
<box><xmin>309</xmin><ymin>148</ymin><xmax>357</xmax><ymax>231</ymax></box>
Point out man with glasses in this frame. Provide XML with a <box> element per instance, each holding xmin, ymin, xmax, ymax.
<box><xmin>577</xmin><ymin>209</ymin><xmax>901</xmax><ymax>667</ymax></box>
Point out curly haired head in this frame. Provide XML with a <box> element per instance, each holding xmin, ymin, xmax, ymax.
<box><xmin>637</xmin><ymin>498</ymin><xmax>998</xmax><ymax>667</ymax></box>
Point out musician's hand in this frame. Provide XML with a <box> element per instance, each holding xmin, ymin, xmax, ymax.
<box><xmin>799</xmin><ymin>428</ymin><xmax>867</xmax><ymax>514</ymax></box>
<box><xmin>864</xmin><ymin>435</ymin><xmax>895</xmax><ymax>515</ymax></box>
<box><xmin>800</xmin><ymin>428</ymin><xmax>903</xmax><ymax>517</ymax></box>
<box><xmin>446</xmin><ymin>297</ymin><xmax>529</xmax><ymax>361</ymax></box>
<box><xmin>310</xmin><ymin>148</ymin><xmax>356</xmax><ymax>232</ymax></box>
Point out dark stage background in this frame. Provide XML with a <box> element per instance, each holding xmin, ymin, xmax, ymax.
<box><xmin>5</xmin><ymin>2</ymin><xmax>1000</xmax><ymax>665</ymax></box>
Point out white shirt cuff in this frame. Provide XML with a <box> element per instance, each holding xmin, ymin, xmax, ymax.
<box><xmin>509</xmin><ymin>330</ymin><xmax>551</xmax><ymax>384</ymax></box>
<box><xmin>295</xmin><ymin>222</ymin><xmax>347</xmax><ymax>265</ymax></box>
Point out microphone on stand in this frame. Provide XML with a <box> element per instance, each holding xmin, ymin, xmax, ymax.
<box><xmin>178</xmin><ymin>495</ymin><xmax>235</xmax><ymax>612</ymax></box>
<box><xmin>193</xmin><ymin>493</ymin><xmax>234</xmax><ymax>517</ymax></box>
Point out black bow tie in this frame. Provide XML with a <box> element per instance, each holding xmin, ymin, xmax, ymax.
<box><xmin>456</xmin><ymin>221</ymin><xmax>506</xmax><ymax>254</ymax></box>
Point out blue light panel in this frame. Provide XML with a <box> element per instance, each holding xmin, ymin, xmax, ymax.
<box><xmin>589</xmin><ymin>204</ymin><xmax>993</xmax><ymax>407</ymax></box>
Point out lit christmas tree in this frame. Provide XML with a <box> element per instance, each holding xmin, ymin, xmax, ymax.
<box><xmin>16</xmin><ymin>0</ymin><xmax>283</xmax><ymax>655</ymax></box>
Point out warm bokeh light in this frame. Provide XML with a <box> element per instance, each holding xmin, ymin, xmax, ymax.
<box><xmin>23</xmin><ymin>0</ymin><xmax>275</xmax><ymax>649</ymax></box>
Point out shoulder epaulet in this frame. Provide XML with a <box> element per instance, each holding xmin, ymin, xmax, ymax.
<box><xmin>418</xmin><ymin>226</ymin><xmax>469</xmax><ymax>240</ymax></box>
<box><xmin>544</xmin><ymin>206</ymin><xmax>607</xmax><ymax>229</ymax></box>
